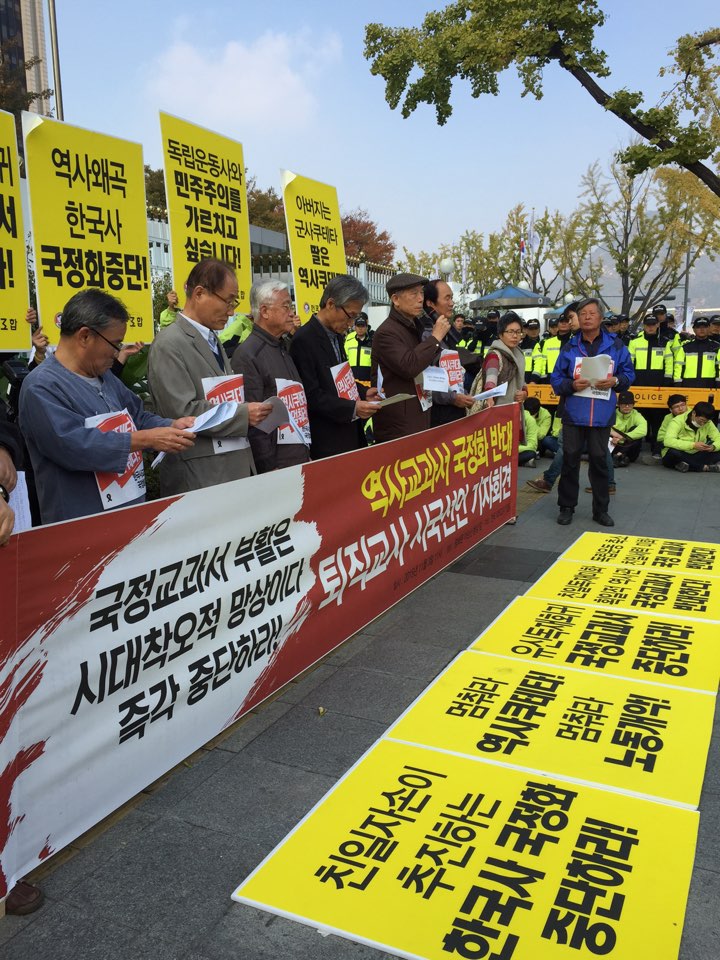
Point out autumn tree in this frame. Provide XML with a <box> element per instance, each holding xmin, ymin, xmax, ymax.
<box><xmin>364</xmin><ymin>3</ymin><xmax>720</xmax><ymax>198</ymax></box>
<box><xmin>341</xmin><ymin>207</ymin><xmax>396</xmax><ymax>264</ymax></box>
<box><xmin>246</xmin><ymin>175</ymin><xmax>286</xmax><ymax>234</ymax></box>
<box><xmin>579</xmin><ymin>159</ymin><xmax>720</xmax><ymax>317</ymax></box>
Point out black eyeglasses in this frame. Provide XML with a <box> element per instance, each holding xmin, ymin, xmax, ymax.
<box><xmin>208</xmin><ymin>290</ymin><xmax>240</xmax><ymax>311</ymax></box>
<box><xmin>91</xmin><ymin>329</ymin><xmax>124</xmax><ymax>353</ymax></box>
<box><xmin>340</xmin><ymin>305</ymin><xmax>363</xmax><ymax>323</ymax></box>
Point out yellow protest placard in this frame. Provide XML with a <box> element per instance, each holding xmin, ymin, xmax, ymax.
<box><xmin>23</xmin><ymin>114</ymin><xmax>152</xmax><ymax>346</ymax></box>
<box><xmin>528</xmin><ymin>559</ymin><xmax>720</xmax><ymax>622</ymax></box>
<box><xmin>387</xmin><ymin>651</ymin><xmax>714</xmax><ymax>807</ymax></box>
<box><xmin>159</xmin><ymin>113</ymin><xmax>251</xmax><ymax>312</ymax></box>
<box><xmin>563</xmin><ymin>532</ymin><xmax>720</xmax><ymax>578</ymax></box>
<box><xmin>233</xmin><ymin>738</ymin><xmax>697</xmax><ymax>960</ymax></box>
<box><xmin>0</xmin><ymin>110</ymin><xmax>30</xmax><ymax>351</ymax></box>
<box><xmin>282</xmin><ymin>170</ymin><xmax>346</xmax><ymax>321</ymax></box>
<box><xmin>471</xmin><ymin>596</ymin><xmax>720</xmax><ymax>693</ymax></box>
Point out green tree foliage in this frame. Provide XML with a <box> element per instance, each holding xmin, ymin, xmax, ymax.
<box><xmin>341</xmin><ymin>207</ymin><xmax>396</xmax><ymax>265</ymax></box>
<box><xmin>365</xmin><ymin>3</ymin><xmax>720</xmax><ymax>197</ymax></box>
<box><xmin>145</xmin><ymin>165</ymin><xmax>167</xmax><ymax>219</ymax></box>
<box><xmin>580</xmin><ymin>159</ymin><xmax>720</xmax><ymax>316</ymax></box>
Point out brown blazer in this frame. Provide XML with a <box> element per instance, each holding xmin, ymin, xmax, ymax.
<box><xmin>371</xmin><ymin>307</ymin><xmax>443</xmax><ymax>443</ymax></box>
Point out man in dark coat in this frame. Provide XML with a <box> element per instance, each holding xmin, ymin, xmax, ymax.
<box><xmin>289</xmin><ymin>275</ymin><xmax>379</xmax><ymax>459</ymax></box>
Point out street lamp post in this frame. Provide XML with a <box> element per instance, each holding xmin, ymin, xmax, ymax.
<box><xmin>47</xmin><ymin>0</ymin><xmax>64</xmax><ymax>120</ymax></box>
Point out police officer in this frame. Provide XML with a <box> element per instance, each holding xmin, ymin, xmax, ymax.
<box><xmin>520</xmin><ymin>318</ymin><xmax>542</xmax><ymax>382</ymax></box>
<box><xmin>533</xmin><ymin>307</ymin><xmax>574</xmax><ymax>382</ymax></box>
<box><xmin>674</xmin><ymin>316</ymin><xmax>720</xmax><ymax>389</ymax></box>
<box><xmin>344</xmin><ymin>313</ymin><xmax>373</xmax><ymax>381</ymax></box>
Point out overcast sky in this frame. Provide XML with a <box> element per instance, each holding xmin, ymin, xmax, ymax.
<box><xmin>52</xmin><ymin>1</ymin><xmax>716</xmax><ymax>256</ymax></box>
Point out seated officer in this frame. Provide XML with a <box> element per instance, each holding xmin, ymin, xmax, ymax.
<box><xmin>610</xmin><ymin>391</ymin><xmax>647</xmax><ymax>467</ymax></box>
<box><xmin>662</xmin><ymin>401</ymin><xmax>720</xmax><ymax>473</ymax></box>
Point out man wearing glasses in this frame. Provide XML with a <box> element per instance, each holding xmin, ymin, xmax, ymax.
<box><xmin>19</xmin><ymin>289</ymin><xmax>197</xmax><ymax>523</ymax></box>
<box><xmin>289</xmin><ymin>274</ymin><xmax>380</xmax><ymax>459</ymax></box>
<box><xmin>148</xmin><ymin>258</ymin><xmax>272</xmax><ymax>495</ymax></box>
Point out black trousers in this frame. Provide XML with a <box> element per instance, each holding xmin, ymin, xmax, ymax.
<box><xmin>662</xmin><ymin>448</ymin><xmax>720</xmax><ymax>472</ymax></box>
<box><xmin>558</xmin><ymin>423</ymin><xmax>611</xmax><ymax>514</ymax></box>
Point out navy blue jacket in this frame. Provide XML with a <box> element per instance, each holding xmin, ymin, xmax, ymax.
<box><xmin>551</xmin><ymin>330</ymin><xmax>635</xmax><ymax>427</ymax></box>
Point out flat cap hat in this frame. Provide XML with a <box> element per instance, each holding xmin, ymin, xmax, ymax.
<box><xmin>386</xmin><ymin>272</ymin><xmax>428</xmax><ymax>295</ymax></box>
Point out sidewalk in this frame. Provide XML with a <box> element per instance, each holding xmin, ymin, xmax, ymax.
<box><xmin>2</xmin><ymin>459</ymin><xmax>718</xmax><ymax>959</ymax></box>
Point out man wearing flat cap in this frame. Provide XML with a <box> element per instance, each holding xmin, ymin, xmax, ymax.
<box><xmin>371</xmin><ymin>273</ymin><xmax>450</xmax><ymax>442</ymax></box>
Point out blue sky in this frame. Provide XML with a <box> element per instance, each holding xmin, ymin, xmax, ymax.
<box><xmin>53</xmin><ymin>1</ymin><xmax>716</xmax><ymax>256</ymax></box>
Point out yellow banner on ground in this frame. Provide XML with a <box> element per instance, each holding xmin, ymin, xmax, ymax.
<box><xmin>528</xmin><ymin>559</ymin><xmax>720</xmax><ymax>622</ymax></box>
<box><xmin>563</xmin><ymin>532</ymin><xmax>720</xmax><ymax>578</ymax></box>
<box><xmin>233</xmin><ymin>738</ymin><xmax>697</xmax><ymax>960</ymax></box>
<box><xmin>159</xmin><ymin>113</ymin><xmax>251</xmax><ymax>312</ymax></box>
<box><xmin>471</xmin><ymin>596</ymin><xmax>720</xmax><ymax>692</ymax></box>
<box><xmin>23</xmin><ymin>114</ymin><xmax>152</xmax><ymax>346</ymax></box>
<box><xmin>282</xmin><ymin>170</ymin><xmax>346</xmax><ymax>321</ymax></box>
<box><xmin>0</xmin><ymin>111</ymin><xmax>30</xmax><ymax>351</ymax></box>
<box><xmin>387</xmin><ymin>651</ymin><xmax>713</xmax><ymax>807</ymax></box>
<box><xmin>527</xmin><ymin>384</ymin><xmax>720</xmax><ymax>409</ymax></box>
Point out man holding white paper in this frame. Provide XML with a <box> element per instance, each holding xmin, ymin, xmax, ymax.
<box><xmin>551</xmin><ymin>298</ymin><xmax>634</xmax><ymax>527</ymax></box>
<box><xmin>232</xmin><ymin>280</ymin><xmax>311</xmax><ymax>473</ymax></box>
<box><xmin>148</xmin><ymin>259</ymin><xmax>272</xmax><ymax>495</ymax></box>
<box><xmin>19</xmin><ymin>290</ymin><xmax>196</xmax><ymax>524</ymax></box>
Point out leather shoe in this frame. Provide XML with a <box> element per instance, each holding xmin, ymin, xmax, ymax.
<box><xmin>557</xmin><ymin>508</ymin><xmax>573</xmax><ymax>525</ymax></box>
<box><xmin>6</xmin><ymin>881</ymin><xmax>44</xmax><ymax>915</ymax></box>
<box><xmin>527</xmin><ymin>477</ymin><xmax>552</xmax><ymax>493</ymax></box>
<box><xmin>593</xmin><ymin>512</ymin><xmax>615</xmax><ymax>527</ymax></box>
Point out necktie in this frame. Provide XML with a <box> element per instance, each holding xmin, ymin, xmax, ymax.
<box><xmin>208</xmin><ymin>332</ymin><xmax>225</xmax><ymax>372</ymax></box>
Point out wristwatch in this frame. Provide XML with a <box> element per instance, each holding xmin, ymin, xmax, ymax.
<box><xmin>0</xmin><ymin>484</ymin><xmax>8</xmax><ymax>503</ymax></box>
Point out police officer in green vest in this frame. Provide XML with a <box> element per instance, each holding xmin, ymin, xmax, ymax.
<box><xmin>533</xmin><ymin>305</ymin><xmax>575</xmax><ymax>382</ymax></box>
<box><xmin>520</xmin><ymin>318</ymin><xmax>542</xmax><ymax>383</ymax></box>
<box><xmin>674</xmin><ymin>316</ymin><xmax>720</xmax><ymax>389</ymax></box>
<box><xmin>344</xmin><ymin>313</ymin><xmax>373</xmax><ymax>381</ymax></box>
<box><xmin>628</xmin><ymin>313</ymin><xmax>675</xmax><ymax>447</ymax></box>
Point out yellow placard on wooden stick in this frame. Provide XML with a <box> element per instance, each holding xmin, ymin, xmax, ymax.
<box><xmin>387</xmin><ymin>651</ymin><xmax>714</xmax><ymax>807</ymax></box>
<box><xmin>233</xmin><ymin>738</ymin><xmax>697</xmax><ymax>960</ymax></box>
<box><xmin>0</xmin><ymin>110</ymin><xmax>30</xmax><ymax>351</ymax></box>
<box><xmin>527</xmin><ymin>559</ymin><xmax>720</xmax><ymax>622</ymax></box>
<box><xmin>471</xmin><ymin>596</ymin><xmax>720</xmax><ymax>692</ymax></box>
<box><xmin>24</xmin><ymin>114</ymin><xmax>152</xmax><ymax>345</ymax></box>
<box><xmin>282</xmin><ymin>170</ymin><xmax>346</xmax><ymax>321</ymax></box>
<box><xmin>160</xmin><ymin>113</ymin><xmax>251</xmax><ymax>312</ymax></box>
<box><xmin>563</xmin><ymin>532</ymin><xmax>720</xmax><ymax>578</ymax></box>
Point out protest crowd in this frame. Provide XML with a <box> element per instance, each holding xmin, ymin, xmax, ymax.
<box><xmin>2</xmin><ymin>258</ymin><xmax>720</xmax><ymax>915</ymax></box>
<box><xmin>2</xmin><ymin>261</ymin><xmax>720</xmax><ymax>548</ymax></box>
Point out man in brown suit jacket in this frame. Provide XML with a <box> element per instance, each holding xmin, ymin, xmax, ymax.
<box><xmin>371</xmin><ymin>273</ymin><xmax>451</xmax><ymax>442</ymax></box>
<box><xmin>148</xmin><ymin>258</ymin><xmax>271</xmax><ymax>495</ymax></box>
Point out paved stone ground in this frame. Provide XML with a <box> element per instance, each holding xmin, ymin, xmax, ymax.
<box><xmin>2</xmin><ymin>457</ymin><xmax>718</xmax><ymax>959</ymax></box>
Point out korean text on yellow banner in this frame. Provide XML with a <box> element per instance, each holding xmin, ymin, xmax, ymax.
<box><xmin>563</xmin><ymin>532</ymin><xmax>720</xmax><ymax>578</ymax></box>
<box><xmin>233</xmin><ymin>738</ymin><xmax>698</xmax><ymax>960</ymax></box>
<box><xmin>471</xmin><ymin>596</ymin><xmax>720</xmax><ymax>693</ymax></box>
<box><xmin>160</xmin><ymin>113</ymin><xmax>251</xmax><ymax>313</ymax></box>
<box><xmin>527</xmin><ymin>559</ymin><xmax>720</xmax><ymax>621</ymax></box>
<box><xmin>387</xmin><ymin>651</ymin><xmax>714</xmax><ymax>807</ymax></box>
<box><xmin>0</xmin><ymin>110</ymin><xmax>30</xmax><ymax>351</ymax></box>
<box><xmin>23</xmin><ymin>114</ymin><xmax>152</xmax><ymax>346</ymax></box>
<box><xmin>282</xmin><ymin>170</ymin><xmax>346</xmax><ymax>321</ymax></box>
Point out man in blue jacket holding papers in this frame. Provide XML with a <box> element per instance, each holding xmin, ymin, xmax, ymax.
<box><xmin>550</xmin><ymin>298</ymin><xmax>634</xmax><ymax>528</ymax></box>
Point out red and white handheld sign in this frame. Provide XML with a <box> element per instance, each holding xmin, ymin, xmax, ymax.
<box><xmin>331</xmin><ymin>361</ymin><xmax>360</xmax><ymax>402</ymax></box>
<box><xmin>276</xmin><ymin>378</ymin><xmax>311</xmax><ymax>445</ymax></box>
<box><xmin>84</xmin><ymin>409</ymin><xmax>145</xmax><ymax>509</ymax></box>
<box><xmin>201</xmin><ymin>375</ymin><xmax>249</xmax><ymax>453</ymax></box>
